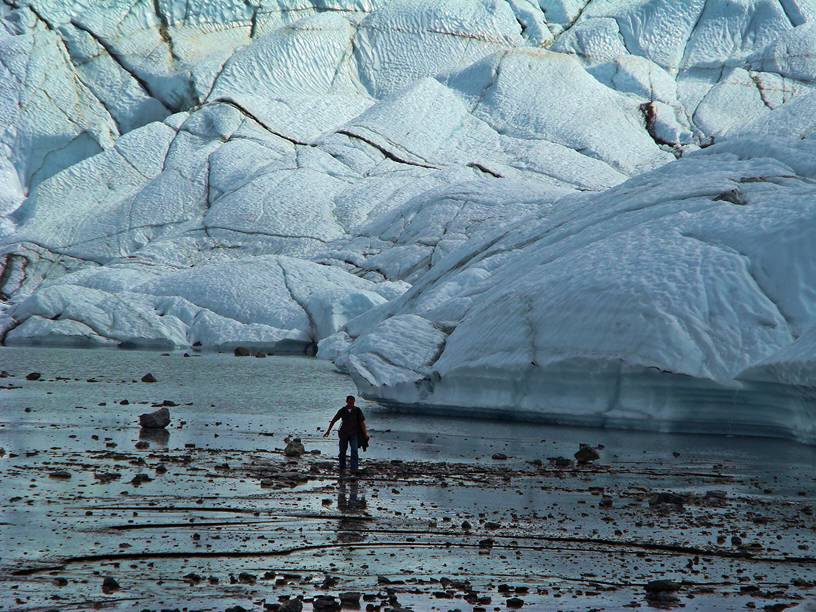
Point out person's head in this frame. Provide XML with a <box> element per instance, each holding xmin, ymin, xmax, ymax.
<box><xmin>346</xmin><ymin>395</ymin><xmax>355</xmax><ymax>407</ymax></box>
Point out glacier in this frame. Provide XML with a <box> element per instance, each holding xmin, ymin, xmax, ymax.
<box><xmin>2</xmin><ymin>0</ymin><xmax>816</xmax><ymax>441</ymax></box>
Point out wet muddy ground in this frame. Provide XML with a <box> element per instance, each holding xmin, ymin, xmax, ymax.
<box><xmin>1</xmin><ymin>347</ymin><xmax>815</xmax><ymax>611</ymax></box>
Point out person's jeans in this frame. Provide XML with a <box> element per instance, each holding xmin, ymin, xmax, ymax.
<box><xmin>338</xmin><ymin>435</ymin><xmax>359</xmax><ymax>471</ymax></box>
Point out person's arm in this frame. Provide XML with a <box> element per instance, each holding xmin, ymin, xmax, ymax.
<box><xmin>323</xmin><ymin>412</ymin><xmax>339</xmax><ymax>437</ymax></box>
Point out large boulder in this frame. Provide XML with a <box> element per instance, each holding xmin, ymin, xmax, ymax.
<box><xmin>139</xmin><ymin>407</ymin><xmax>170</xmax><ymax>429</ymax></box>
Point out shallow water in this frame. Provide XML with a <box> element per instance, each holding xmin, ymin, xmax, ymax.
<box><xmin>1</xmin><ymin>347</ymin><xmax>815</xmax><ymax>611</ymax></box>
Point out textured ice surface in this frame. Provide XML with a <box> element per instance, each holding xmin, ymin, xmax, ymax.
<box><xmin>334</xmin><ymin>132</ymin><xmax>816</xmax><ymax>442</ymax></box>
<box><xmin>2</xmin><ymin>1</ymin><xmax>816</xmax><ymax>439</ymax></box>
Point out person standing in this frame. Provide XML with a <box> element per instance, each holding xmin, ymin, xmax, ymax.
<box><xmin>323</xmin><ymin>395</ymin><xmax>368</xmax><ymax>472</ymax></box>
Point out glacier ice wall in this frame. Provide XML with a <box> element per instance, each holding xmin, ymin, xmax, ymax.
<box><xmin>332</xmin><ymin>132</ymin><xmax>816</xmax><ymax>443</ymax></box>
<box><xmin>2</xmin><ymin>0</ymin><xmax>816</xmax><ymax>439</ymax></box>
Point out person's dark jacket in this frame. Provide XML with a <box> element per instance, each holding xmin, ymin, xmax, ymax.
<box><xmin>333</xmin><ymin>405</ymin><xmax>369</xmax><ymax>451</ymax></box>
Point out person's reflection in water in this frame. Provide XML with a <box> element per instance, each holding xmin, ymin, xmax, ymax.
<box><xmin>336</xmin><ymin>478</ymin><xmax>367</xmax><ymax>545</ymax></box>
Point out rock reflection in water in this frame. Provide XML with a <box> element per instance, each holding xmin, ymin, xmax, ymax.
<box><xmin>138</xmin><ymin>427</ymin><xmax>170</xmax><ymax>447</ymax></box>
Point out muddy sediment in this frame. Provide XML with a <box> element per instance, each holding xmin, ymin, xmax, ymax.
<box><xmin>1</xmin><ymin>347</ymin><xmax>815</xmax><ymax>610</ymax></box>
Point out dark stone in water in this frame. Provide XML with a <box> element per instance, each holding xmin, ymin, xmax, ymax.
<box><xmin>312</xmin><ymin>595</ymin><xmax>340</xmax><ymax>611</ymax></box>
<box><xmin>101</xmin><ymin>576</ymin><xmax>120</xmax><ymax>593</ymax></box>
<box><xmin>278</xmin><ymin>599</ymin><xmax>303</xmax><ymax>612</ymax></box>
<box><xmin>234</xmin><ymin>346</ymin><xmax>251</xmax><ymax>357</ymax></box>
<box><xmin>320</xmin><ymin>575</ymin><xmax>339</xmax><ymax>588</ymax></box>
<box><xmin>650</xmin><ymin>492</ymin><xmax>687</xmax><ymax>510</ymax></box>
<box><xmin>285</xmin><ymin>438</ymin><xmax>306</xmax><ymax>457</ymax></box>
<box><xmin>141</xmin><ymin>373</ymin><xmax>157</xmax><ymax>383</ymax></box>
<box><xmin>575</xmin><ymin>444</ymin><xmax>600</xmax><ymax>464</ymax></box>
<box><xmin>26</xmin><ymin>372</ymin><xmax>41</xmax><ymax>381</ymax></box>
<box><xmin>339</xmin><ymin>592</ymin><xmax>361</xmax><ymax>606</ymax></box>
<box><xmin>549</xmin><ymin>457</ymin><xmax>573</xmax><ymax>468</ymax></box>
<box><xmin>645</xmin><ymin>579</ymin><xmax>680</xmax><ymax>594</ymax></box>
<box><xmin>139</xmin><ymin>407</ymin><xmax>170</xmax><ymax>429</ymax></box>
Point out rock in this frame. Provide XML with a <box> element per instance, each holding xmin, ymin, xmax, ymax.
<box><xmin>279</xmin><ymin>599</ymin><xmax>303</xmax><ymax>612</ymax></box>
<box><xmin>225</xmin><ymin>607</ymin><xmax>248</xmax><ymax>612</ymax></box>
<box><xmin>507</xmin><ymin>597</ymin><xmax>525</xmax><ymax>608</ymax></box>
<box><xmin>320</xmin><ymin>574</ymin><xmax>339</xmax><ymax>588</ymax></box>
<box><xmin>701</xmin><ymin>490</ymin><xmax>728</xmax><ymax>507</ymax></box>
<box><xmin>26</xmin><ymin>372</ymin><xmax>41</xmax><ymax>381</ymax></box>
<box><xmin>650</xmin><ymin>491</ymin><xmax>687</xmax><ymax>510</ymax></box>
<box><xmin>491</xmin><ymin>453</ymin><xmax>508</xmax><ymax>460</ymax></box>
<box><xmin>135</xmin><ymin>440</ymin><xmax>149</xmax><ymax>449</ymax></box>
<box><xmin>234</xmin><ymin>346</ymin><xmax>252</xmax><ymax>357</ymax></box>
<box><xmin>261</xmin><ymin>470</ymin><xmax>310</xmax><ymax>488</ymax></box>
<box><xmin>550</xmin><ymin>457</ymin><xmax>573</xmax><ymax>468</ymax></box>
<box><xmin>141</xmin><ymin>373</ymin><xmax>157</xmax><ymax>383</ymax></box>
<box><xmin>574</xmin><ymin>444</ymin><xmax>600</xmax><ymax>464</ymax></box>
<box><xmin>53</xmin><ymin>577</ymin><xmax>68</xmax><ymax>586</ymax></box>
<box><xmin>599</xmin><ymin>495</ymin><xmax>614</xmax><ymax>508</ymax></box>
<box><xmin>139</xmin><ymin>407</ymin><xmax>170</xmax><ymax>429</ymax></box>
<box><xmin>644</xmin><ymin>579</ymin><xmax>680</xmax><ymax>594</ymax></box>
<box><xmin>312</xmin><ymin>595</ymin><xmax>340</xmax><ymax>611</ymax></box>
<box><xmin>183</xmin><ymin>572</ymin><xmax>202</xmax><ymax>584</ymax></box>
<box><xmin>49</xmin><ymin>470</ymin><xmax>71</xmax><ymax>479</ymax></box>
<box><xmin>255</xmin><ymin>351</ymin><xmax>267</xmax><ymax>358</ymax></box>
<box><xmin>129</xmin><ymin>473</ymin><xmax>152</xmax><ymax>485</ymax></box>
<box><xmin>339</xmin><ymin>592</ymin><xmax>361</xmax><ymax>606</ymax></box>
<box><xmin>101</xmin><ymin>576</ymin><xmax>120</xmax><ymax>593</ymax></box>
<box><xmin>285</xmin><ymin>438</ymin><xmax>306</xmax><ymax>457</ymax></box>
<box><xmin>238</xmin><ymin>572</ymin><xmax>256</xmax><ymax>584</ymax></box>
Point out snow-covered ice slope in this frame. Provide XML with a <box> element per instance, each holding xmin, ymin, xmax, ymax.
<box><xmin>332</xmin><ymin>127</ymin><xmax>816</xmax><ymax>443</ymax></box>
<box><xmin>2</xmin><ymin>0</ymin><xmax>816</xmax><ymax>438</ymax></box>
